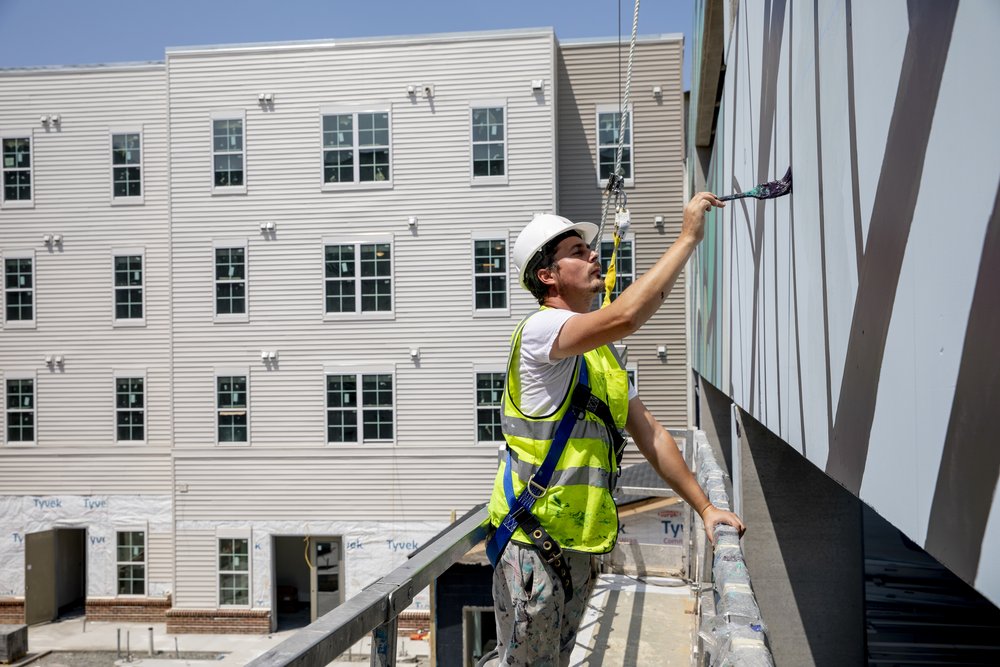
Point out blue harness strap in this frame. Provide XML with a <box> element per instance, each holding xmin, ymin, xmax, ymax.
<box><xmin>486</xmin><ymin>358</ymin><xmax>589</xmax><ymax>568</ymax></box>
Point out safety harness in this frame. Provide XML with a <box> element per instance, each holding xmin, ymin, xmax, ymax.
<box><xmin>486</xmin><ymin>355</ymin><xmax>627</xmax><ymax>600</ymax></box>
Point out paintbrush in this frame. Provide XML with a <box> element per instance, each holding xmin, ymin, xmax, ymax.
<box><xmin>718</xmin><ymin>167</ymin><xmax>792</xmax><ymax>202</ymax></box>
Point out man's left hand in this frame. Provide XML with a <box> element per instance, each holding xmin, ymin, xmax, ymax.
<box><xmin>700</xmin><ymin>504</ymin><xmax>746</xmax><ymax>544</ymax></box>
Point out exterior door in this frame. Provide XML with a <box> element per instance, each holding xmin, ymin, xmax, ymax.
<box><xmin>310</xmin><ymin>537</ymin><xmax>343</xmax><ymax>621</ymax></box>
<box><xmin>24</xmin><ymin>530</ymin><xmax>57</xmax><ymax>625</ymax></box>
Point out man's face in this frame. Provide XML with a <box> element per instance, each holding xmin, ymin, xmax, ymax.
<box><xmin>548</xmin><ymin>234</ymin><xmax>601</xmax><ymax>295</ymax></box>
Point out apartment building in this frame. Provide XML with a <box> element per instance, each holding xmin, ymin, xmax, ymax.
<box><xmin>0</xmin><ymin>29</ymin><xmax>686</xmax><ymax>633</ymax></box>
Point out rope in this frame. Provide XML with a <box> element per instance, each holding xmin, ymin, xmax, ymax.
<box><xmin>595</xmin><ymin>0</ymin><xmax>640</xmax><ymax>308</ymax></box>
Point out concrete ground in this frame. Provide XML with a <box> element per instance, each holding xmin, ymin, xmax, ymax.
<box><xmin>13</xmin><ymin>616</ymin><xmax>429</xmax><ymax>666</ymax></box>
<box><xmin>570</xmin><ymin>574</ymin><xmax>698</xmax><ymax>666</ymax></box>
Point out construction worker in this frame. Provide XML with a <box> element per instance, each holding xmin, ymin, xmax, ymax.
<box><xmin>481</xmin><ymin>191</ymin><xmax>745</xmax><ymax>666</ymax></box>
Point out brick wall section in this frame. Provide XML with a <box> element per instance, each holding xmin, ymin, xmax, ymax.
<box><xmin>0</xmin><ymin>600</ymin><xmax>24</xmax><ymax>625</ymax></box>
<box><xmin>165</xmin><ymin>608</ymin><xmax>271</xmax><ymax>634</ymax></box>
<box><xmin>86</xmin><ymin>597</ymin><xmax>171</xmax><ymax>623</ymax></box>
<box><xmin>397</xmin><ymin>610</ymin><xmax>430</xmax><ymax>636</ymax></box>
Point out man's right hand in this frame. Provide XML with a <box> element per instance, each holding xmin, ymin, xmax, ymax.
<box><xmin>681</xmin><ymin>192</ymin><xmax>725</xmax><ymax>244</ymax></box>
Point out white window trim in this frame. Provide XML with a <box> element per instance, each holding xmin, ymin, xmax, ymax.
<box><xmin>216</xmin><ymin>528</ymin><xmax>252</xmax><ymax>609</ymax></box>
<box><xmin>3</xmin><ymin>370</ymin><xmax>37</xmax><ymax>447</ymax></box>
<box><xmin>112</xmin><ymin>247</ymin><xmax>146</xmax><ymax>328</ymax></box>
<box><xmin>113</xmin><ymin>369</ymin><xmax>147</xmax><ymax>445</ymax></box>
<box><xmin>210</xmin><ymin>110</ymin><xmax>247</xmax><ymax>195</ymax></box>
<box><xmin>109</xmin><ymin>127</ymin><xmax>144</xmax><ymax>206</ymax></box>
<box><xmin>472</xmin><ymin>364</ymin><xmax>506</xmax><ymax>447</ymax></box>
<box><xmin>319</xmin><ymin>106</ymin><xmax>394</xmax><ymax>191</ymax></box>
<box><xmin>595</xmin><ymin>104</ymin><xmax>635</xmax><ymax>189</ymax></box>
<box><xmin>1</xmin><ymin>130</ymin><xmax>35</xmax><ymax>209</ymax></box>
<box><xmin>323</xmin><ymin>365</ymin><xmax>396</xmax><ymax>445</ymax></box>
<box><xmin>470</xmin><ymin>231</ymin><xmax>510</xmax><ymax>317</ymax></box>
<box><xmin>215</xmin><ymin>369</ymin><xmax>250</xmax><ymax>447</ymax></box>
<box><xmin>114</xmin><ymin>524</ymin><xmax>149</xmax><ymax>597</ymax></box>
<box><xmin>321</xmin><ymin>234</ymin><xmax>395</xmax><ymax>321</ymax></box>
<box><xmin>3</xmin><ymin>249</ymin><xmax>36</xmax><ymax>329</ymax></box>
<box><xmin>469</xmin><ymin>101</ymin><xmax>509</xmax><ymax>186</ymax></box>
<box><xmin>213</xmin><ymin>240</ymin><xmax>249</xmax><ymax>323</ymax></box>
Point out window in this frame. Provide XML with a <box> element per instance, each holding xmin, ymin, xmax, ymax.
<box><xmin>218</xmin><ymin>537</ymin><xmax>250</xmax><ymax>606</ymax></box>
<box><xmin>4</xmin><ymin>255</ymin><xmax>34</xmax><ymax>325</ymax></box>
<box><xmin>5</xmin><ymin>378</ymin><xmax>34</xmax><ymax>443</ymax></box>
<box><xmin>598</xmin><ymin>237</ymin><xmax>634</xmax><ymax>301</ymax></box>
<box><xmin>116</xmin><ymin>377</ymin><xmax>144</xmax><ymax>442</ymax></box>
<box><xmin>596</xmin><ymin>107</ymin><xmax>633</xmax><ymax>185</ymax></box>
<box><xmin>324</xmin><ymin>240</ymin><xmax>392</xmax><ymax>315</ymax></box>
<box><xmin>473</xmin><ymin>238</ymin><xmax>508</xmax><ymax>312</ymax></box>
<box><xmin>114</xmin><ymin>254</ymin><xmax>143</xmax><ymax>322</ymax></box>
<box><xmin>111</xmin><ymin>132</ymin><xmax>142</xmax><ymax>201</ymax></box>
<box><xmin>471</xmin><ymin>106</ymin><xmax>505</xmax><ymax>179</ymax></box>
<box><xmin>321</xmin><ymin>110</ymin><xmax>391</xmax><ymax>186</ymax></box>
<box><xmin>215</xmin><ymin>246</ymin><xmax>246</xmax><ymax>317</ymax></box>
<box><xmin>212</xmin><ymin>116</ymin><xmax>244</xmax><ymax>190</ymax></box>
<box><xmin>326</xmin><ymin>373</ymin><xmax>394</xmax><ymax>443</ymax></box>
<box><xmin>116</xmin><ymin>531</ymin><xmax>146</xmax><ymax>595</ymax></box>
<box><xmin>476</xmin><ymin>372</ymin><xmax>504</xmax><ymax>443</ymax></box>
<box><xmin>217</xmin><ymin>375</ymin><xmax>248</xmax><ymax>443</ymax></box>
<box><xmin>2</xmin><ymin>136</ymin><xmax>32</xmax><ymax>204</ymax></box>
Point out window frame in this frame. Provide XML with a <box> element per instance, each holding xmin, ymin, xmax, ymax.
<box><xmin>115</xmin><ymin>527</ymin><xmax>148</xmax><ymax>597</ymax></box>
<box><xmin>4</xmin><ymin>372</ymin><xmax>36</xmax><ymax>447</ymax></box>
<box><xmin>109</xmin><ymin>128</ymin><xmax>144</xmax><ymax>205</ymax></box>
<box><xmin>324</xmin><ymin>366</ymin><xmax>396</xmax><ymax>445</ymax></box>
<box><xmin>210</xmin><ymin>110</ymin><xmax>247</xmax><ymax>195</ymax></box>
<box><xmin>114</xmin><ymin>370</ymin><xmax>147</xmax><ymax>445</ymax></box>
<box><xmin>595</xmin><ymin>104</ymin><xmax>635</xmax><ymax>189</ymax></box>
<box><xmin>322</xmin><ymin>235</ymin><xmax>395</xmax><ymax>321</ymax></box>
<box><xmin>471</xmin><ymin>232</ymin><xmax>510</xmax><ymax>317</ymax></box>
<box><xmin>215</xmin><ymin>370</ymin><xmax>250</xmax><ymax>446</ymax></box>
<box><xmin>469</xmin><ymin>101</ymin><xmax>508</xmax><ymax>185</ymax></box>
<box><xmin>596</xmin><ymin>232</ymin><xmax>635</xmax><ymax>304</ymax></box>
<box><xmin>213</xmin><ymin>240</ymin><xmax>249</xmax><ymax>323</ymax></box>
<box><xmin>473</xmin><ymin>366</ymin><xmax>506</xmax><ymax>446</ymax></box>
<box><xmin>3</xmin><ymin>250</ymin><xmax>36</xmax><ymax>329</ymax></box>
<box><xmin>216</xmin><ymin>529</ymin><xmax>252</xmax><ymax>608</ymax></box>
<box><xmin>319</xmin><ymin>106</ymin><xmax>394</xmax><ymax>190</ymax></box>
<box><xmin>112</xmin><ymin>248</ymin><xmax>146</xmax><ymax>327</ymax></box>
<box><xmin>1</xmin><ymin>131</ymin><xmax>34</xmax><ymax>209</ymax></box>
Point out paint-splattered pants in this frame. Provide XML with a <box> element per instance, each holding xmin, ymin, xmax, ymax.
<box><xmin>482</xmin><ymin>540</ymin><xmax>596</xmax><ymax>667</ymax></box>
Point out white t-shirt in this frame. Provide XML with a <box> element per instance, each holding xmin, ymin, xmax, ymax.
<box><xmin>516</xmin><ymin>308</ymin><xmax>638</xmax><ymax>417</ymax></box>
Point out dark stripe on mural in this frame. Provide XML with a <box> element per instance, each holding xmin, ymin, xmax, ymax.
<box><xmin>748</xmin><ymin>0</ymin><xmax>787</xmax><ymax>415</ymax></box>
<box><xmin>825</xmin><ymin>0</ymin><xmax>959</xmax><ymax>492</ymax></box>
<box><xmin>924</xmin><ymin>184</ymin><xmax>1000</xmax><ymax>585</ymax></box>
<box><xmin>813</xmin><ymin>0</ymin><xmax>835</xmax><ymax>442</ymax></box>
<box><xmin>845</xmin><ymin>0</ymin><xmax>864</xmax><ymax>275</ymax></box>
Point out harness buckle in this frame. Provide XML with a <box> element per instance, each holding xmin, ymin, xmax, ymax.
<box><xmin>526</xmin><ymin>477</ymin><xmax>547</xmax><ymax>499</ymax></box>
<box><xmin>544</xmin><ymin>544</ymin><xmax>564</xmax><ymax>564</ymax></box>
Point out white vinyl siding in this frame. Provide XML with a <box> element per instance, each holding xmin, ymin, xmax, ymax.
<box><xmin>596</xmin><ymin>104</ymin><xmax>633</xmax><ymax>187</ymax></box>
<box><xmin>4</xmin><ymin>374</ymin><xmax>35</xmax><ymax>445</ymax></box>
<box><xmin>113</xmin><ymin>250</ymin><xmax>145</xmax><ymax>325</ymax></box>
<box><xmin>321</xmin><ymin>108</ymin><xmax>391</xmax><ymax>188</ymax></box>
<box><xmin>111</xmin><ymin>130</ymin><xmax>143</xmax><ymax>203</ymax></box>
<box><xmin>211</xmin><ymin>111</ymin><xmax>246</xmax><ymax>194</ymax></box>
<box><xmin>3</xmin><ymin>251</ymin><xmax>35</xmax><ymax>327</ymax></box>
<box><xmin>1</xmin><ymin>134</ymin><xmax>33</xmax><ymax>207</ymax></box>
<box><xmin>470</xmin><ymin>103</ymin><xmax>507</xmax><ymax>183</ymax></box>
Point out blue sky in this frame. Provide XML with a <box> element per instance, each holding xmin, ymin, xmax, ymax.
<box><xmin>0</xmin><ymin>0</ymin><xmax>694</xmax><ymax>88</ymax></box>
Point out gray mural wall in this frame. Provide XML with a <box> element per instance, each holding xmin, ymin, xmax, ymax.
<box><xmin>689</xmin><ymin>0</ymin><xmax>1000</xmax><ymax>604</ymax></box>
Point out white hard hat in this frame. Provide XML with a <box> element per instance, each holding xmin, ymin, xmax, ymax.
<box><xmin>512</xmin><ymin>214</ymin><xmax>598</xmax><ymax>291</ymax></box>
